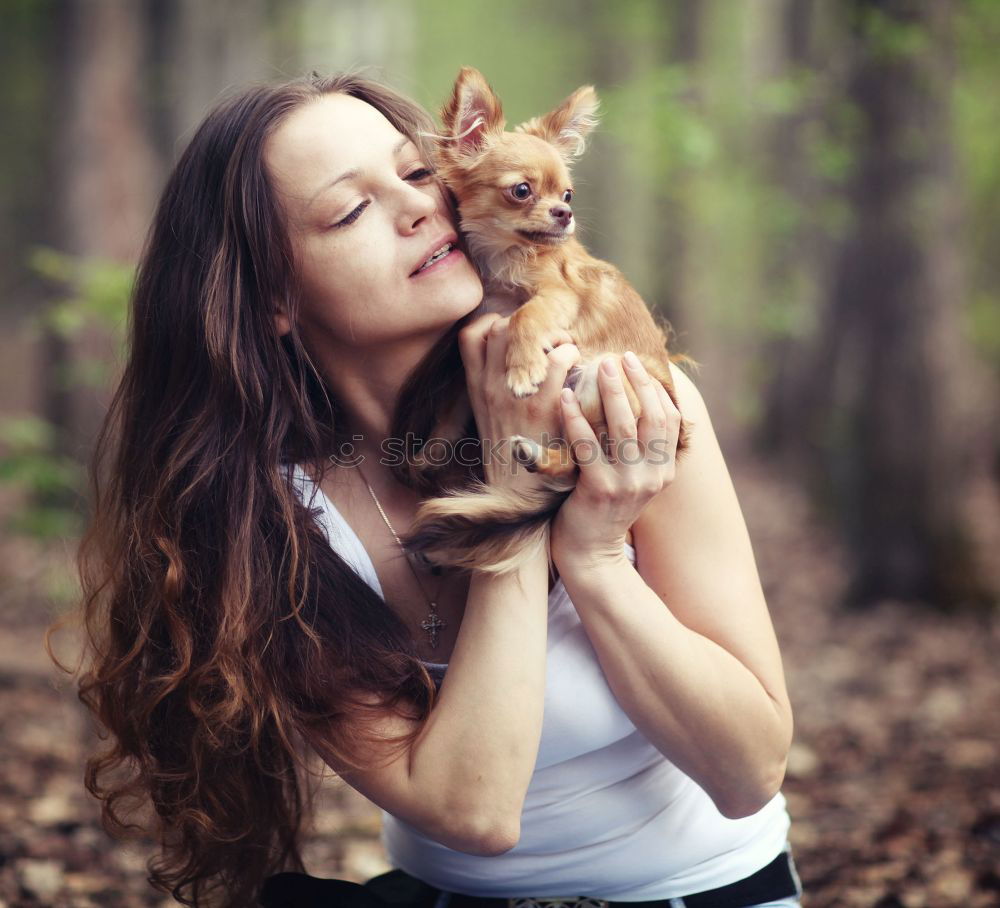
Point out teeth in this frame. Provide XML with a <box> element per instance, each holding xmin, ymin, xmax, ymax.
<box><xmin>417</xmin><ymin>243</ymin><xmax>453</xmax><ymax>272</ymax></box>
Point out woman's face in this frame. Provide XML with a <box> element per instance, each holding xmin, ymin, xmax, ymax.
<box><xmin>265</xmin><ymin>92</ymin><xmax>483</xmax><ymax>350</ymax></box>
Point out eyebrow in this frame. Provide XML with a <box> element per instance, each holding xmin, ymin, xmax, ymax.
<box><xmin>309</xmin><ymin>136</ymin><xmax>414</xmax><ymax>204</ymax></box>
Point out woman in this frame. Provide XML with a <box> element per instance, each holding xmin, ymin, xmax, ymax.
<box><xmin>73</xmin><ymin>72</ymin><xmax>801</xmax><ymax>908</ymax></box>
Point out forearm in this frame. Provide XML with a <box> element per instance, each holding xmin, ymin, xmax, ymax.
<box><xmin>557</xmin><ymin>552</ymin><xmax>792</xmax><ymax>818</ymax></box>
<box><xmin>408</xmin><ymin>549</ymin><xmax>549</xmax><ymax>835</ymax></box>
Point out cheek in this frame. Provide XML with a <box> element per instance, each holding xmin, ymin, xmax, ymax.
<box><xmin>301</xmin><ymin>241</ymin><xmax>427</xmax><ymax>342</ymax></box>
<box><xmin>303</xmin><ymin>229</ymin><xmax>389</xmax><ymax>294</ymax></box>
<box><xmin>426</xmin><ymin>180</ymin><xmax>452</xmax><ymax>215</ymax></box>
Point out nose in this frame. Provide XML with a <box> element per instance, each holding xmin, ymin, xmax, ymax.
<box><xmin>400</xmin><ymin>181</ymin><xmax>440</xmax><ymax>233</ymax></box>
<box><xmin>549</xmin><ymin>205</ymin><xmax>573</xmax><ymax>229</ymax></box>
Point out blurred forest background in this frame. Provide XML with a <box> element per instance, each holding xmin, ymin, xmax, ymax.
<box><xmin>0</xmin><ymin>0</ymin><xmax>998</xmax><ymax>906</ymax></box>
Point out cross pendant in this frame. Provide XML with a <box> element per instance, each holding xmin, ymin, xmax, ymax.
<box><xmin>420</xmin><ymin>608</ymin><xmax>447</xmax><ymax>649</ymax></box>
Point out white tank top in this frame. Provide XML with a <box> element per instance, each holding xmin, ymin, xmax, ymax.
<box><xmin>288</xmin><ymin>463</ymin><xmax>791</xmax><ymax>899</ymax></box>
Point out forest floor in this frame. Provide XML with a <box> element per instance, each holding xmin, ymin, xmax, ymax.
<box><xmin>0</xmin><ymin>457</ymin><xmax>998</xmax><ymax>908</ymax></box>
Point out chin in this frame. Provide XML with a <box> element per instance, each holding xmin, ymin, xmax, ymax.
<box><xmin>444</xmin><ymin>264</ymin><xmax>486</xmax><ymax>319</ymax></box>
<box><xmin>407</xmin><ymin>258</ymin><xmax>484</xmax><ymax>334</ymax></box>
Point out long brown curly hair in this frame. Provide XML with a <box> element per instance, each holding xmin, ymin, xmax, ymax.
<box><xmin>58</xmin><ymin>72</ymin><xmax>472</xmax><ymax>907</ymax></box>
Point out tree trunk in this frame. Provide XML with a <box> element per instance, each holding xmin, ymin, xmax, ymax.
<box><xmin>573</xmin><ymin>0</ymin><xmax>660</xmax><ymax>308</ymax></box>
<box><xmin>657</xmin><ymin>0</ymin><xmax>704</xmax><ymax>373</ymax></box>
<box><xmin>796</xmin><ymin>0</ymin><xmax>994</xmax><ymax>609</ymax></box>
<box><xmin>159</xmin><ymin>0</ymin><xmax>269</xmax><ymax>149</ymax></box>
<box><xmin>754</xmin><ymin>0</ymin><xmax>823</xmax><ymax>457</ymax></box>
<box><xmin>47</xmin><ymin>0</ymin><xmax>159</xmax><ymax>467</ymax></box>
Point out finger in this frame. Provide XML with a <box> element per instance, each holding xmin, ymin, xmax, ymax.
<box><xmin>623</xmin><ymin>351</ymin><xmax>667</xmax><ymax>448</ymax></box>
<box><xmin>483</xmin><ymin>316</ymin><xmax>511</xmax><ymax>381</ymax></box>
<box><xmin>536</xmin><ymin>343</ymin><xmax>582</xmax><ymax>399</ymax></box>
<box><xmin>654</xmin><ymin>380</ymin><xmax>682</xmax><ymax>425</ymax></box>
<box><xmin>654</xmin><ymin>381</ymin><xmax>682</xmax><ymax>457</ymax></box>
<box><xmin>458</xmin><ymin>313</ymin><xmax>502</xmax><ymax>379</ymax></box>
<box><xmin>542</xmin><ymin>329</ymin><xmax>575</xmax><ymax>352</ymax></box>
<box><xmin>458</xmin><ymin>311</ymin><xmax>501</xmax><ymax>348</ymax></box>
<box><xmin>559</xmin><ymin>387</ymin><xmax>607</xmax><ymax>473</ymax></box>
<box><xmin>597</xmin><ymin>355</ymin><xmax>638</xmax><ymax>459</ymax></box>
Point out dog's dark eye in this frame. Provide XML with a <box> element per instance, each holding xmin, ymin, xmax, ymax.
<box><xmin>512</xmin><ymin>183</ymin><xmax>531</xmax><ymax>201</ymax></box>
<box><xmin>562</xmin><ymin>189</ymin><xmax>574</xmax><ymax>203</ymax></box>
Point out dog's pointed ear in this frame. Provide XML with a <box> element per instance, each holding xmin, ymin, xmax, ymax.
<box><xmin>440</xmin><ymin>67</ymin><xmax>505</xmax><ymax>159</ymax></box>
<box><xmin>517</xmin><ymin>86</ymin><xmax>600</xmax><ymax>160</ymax></box>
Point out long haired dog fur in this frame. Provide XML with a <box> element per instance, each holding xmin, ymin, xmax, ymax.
<box><xmin>404</xmin><ymin>67</ymin><xmax>695</xmax><ymax>574</ymax></box>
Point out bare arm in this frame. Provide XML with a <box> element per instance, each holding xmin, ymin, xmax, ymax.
<box><xmin>551</xmin><ymin>359</ymin><xmax>792</xmax><ymax>818</ymax></box>
<box><xmin>312</xmin><ymin>553</ymin><xmax>549</xmax><ymax>855</ymax></box>
<box><xmin>307</xmin><ymin>315</ymin><xmax>580</xmax><ymax>855</ymax></box>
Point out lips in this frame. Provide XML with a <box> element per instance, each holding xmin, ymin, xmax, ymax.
<box><xmin>410</xmin><ymin>233</ymin><xmax>459</xmax><ymax>276</ymax></box>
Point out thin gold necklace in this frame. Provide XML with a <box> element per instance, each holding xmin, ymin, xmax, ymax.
<box><xmin>353</xmin><ymin>462</ymin><xmax>448</xmax><ymax>650</ymax></box>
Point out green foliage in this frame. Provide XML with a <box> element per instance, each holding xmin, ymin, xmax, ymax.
<box><xmin>620</xmin><ymin>65</ymin><xmax>720</xmax><ymax>175</ymax></box>
<box><xmin>853</xmin><ymin>4</ymin><xmax>930</xmax><ymax>62</ymax></box>
<box><xmin>404</xmin><ymin>0</ymin><xmax>596</xmax><ymax>124</ymax></box>
<box><xmin>0</xmin><ymin>250</ymin><xmax>132</xmax><ymax>540</ymax></box>
<box><xmin>954</xmin><ymin>0</ymin><xmax>1000</xmax><ymax>372</ymax></box>
<box><xmin>27</xmin><ymin>248</ymin><xmax>132</xmax><ymax>347</ymax></box>
<box><xmin>756</xmin><ymin>73</ymin><xmax>811</xmax><ymax>118</ymax></box>
<box><xmin>966</xmin><ymin>292</ymin><xmax>1000</xmax><ymax>362</ymax></box>
<box><xmin>0</xmin><ymin>416</ymin><xmax>84</xmax><ymax>539</ymax></box>
<box><xmin>803</xmin><ymin>98</ymin><xmax>862</xmax><ymax>184</ymax></box>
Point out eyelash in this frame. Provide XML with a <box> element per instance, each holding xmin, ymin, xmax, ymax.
<box><xmin>333</xmin><ymin>167</ymin><xmax>437</xmax><ymax>228</ymax></box>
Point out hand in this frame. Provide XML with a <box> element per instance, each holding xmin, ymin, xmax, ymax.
<box><xmin>551</xmin><ymin>352</ymin><xmax>682</xmax><ymax>563</ymax></box>
<box><xmin>458</xmin><ymin>313</ymin><xmax>580</xmax><ymax>489</ymax></box>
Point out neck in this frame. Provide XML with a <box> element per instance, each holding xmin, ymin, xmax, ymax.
<box><xmin>309</xmin><ymin>328</ymin><xmax>446</xmax><ymax>464</ymax></box>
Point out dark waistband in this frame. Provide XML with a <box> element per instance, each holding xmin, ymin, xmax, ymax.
<box><xmin>259</xmin><ymin>849</ymin><xmax>800</xmax><ymax>908</ymax></box>
<box><xmin>443</xmin><ymin>850</ymin><xmax>799</xmax><ymax>908</ymax></box>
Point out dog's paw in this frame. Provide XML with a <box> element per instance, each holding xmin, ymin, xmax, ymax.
<box><xmin>506</xmin><ymin>370</ymin><xmax>539</xmax><ymax>397</ymax></box>
<box><xmin>506</xmin><ymin>347</ymin><xmax>550</xmax><ymax>397</ymax></box>
<box><xmin>506</xmin><ymin>361</ymin><xmax>549</xmax><ymax>397</ymax></box>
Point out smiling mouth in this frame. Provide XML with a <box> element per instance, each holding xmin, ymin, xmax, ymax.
<box><xmin>516</xmin><ymin>229</ymin><xmax>569</xmax><ymax>245</ymax></box>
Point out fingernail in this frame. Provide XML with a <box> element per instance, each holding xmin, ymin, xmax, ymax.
<box><xmin>560</xmin><ymin>388</ymin><xmax>575</xmax><ymax>403</ymax></box>
<box><xmin>601</xmin><ymin>356</ymin><xmax>617</xmax><ymax>377</ymax></box>
<box><xmin>623</xmin><ymin>351</ymin><xmax>641</xmax><ymax>369</ymax></box>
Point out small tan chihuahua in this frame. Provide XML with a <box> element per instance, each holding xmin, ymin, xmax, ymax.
<box><xmin>405</xmin><ymin>67</ymin><xmax>694</xmax><ymax>573</ymax></box>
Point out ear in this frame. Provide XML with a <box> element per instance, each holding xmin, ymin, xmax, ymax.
<box><xmin>517</xmin><ymin>85</ymin><xmax>600</xmax><ymax>159</ymax></box>
<box><xmin>439</xmin><ymin>66</ymin><xmax>505</xmax><ymax>159</ymax></box>
<box><xmin>273</xmin><ymin>301</ymin><xmax>291</xmax><ymax>338</ymax></box>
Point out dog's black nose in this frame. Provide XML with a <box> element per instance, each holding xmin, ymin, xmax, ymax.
<box><xmin>549</xmin><ymin>204</ymin><xmax>573</xmax><ymax>228</ymax></box>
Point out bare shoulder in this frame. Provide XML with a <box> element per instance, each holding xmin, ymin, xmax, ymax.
<box><xmin>636</xmin><ymin>360</ymin><xmax>747</xmax><ymax>589</ymax></box>
<box><xmin>667</xmin><ymin>360</ymin><xmax>708</xmax><ymax>422</ymax></box>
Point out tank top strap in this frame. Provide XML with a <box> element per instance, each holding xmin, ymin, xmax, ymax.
<box><xmin>284</xmin><ymin>462</ymin><xmax>385</xmax><ymax>598</ymax></box>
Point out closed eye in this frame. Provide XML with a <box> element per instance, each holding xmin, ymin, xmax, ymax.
<box><xmin>332</xmin><ymin>167</ymin><xmax>436</xmax><ymax>228</ymax></box>
<box><xmin>333</xmin><ymin>201</ymin><xmax>369</xmax><ymax>228</ymax></box>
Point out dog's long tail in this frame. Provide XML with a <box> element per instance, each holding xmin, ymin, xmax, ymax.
<box><xmin>402</xmin><ymin>482</ymin><xmax>569</xmax><ymax>575</ymax></box>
